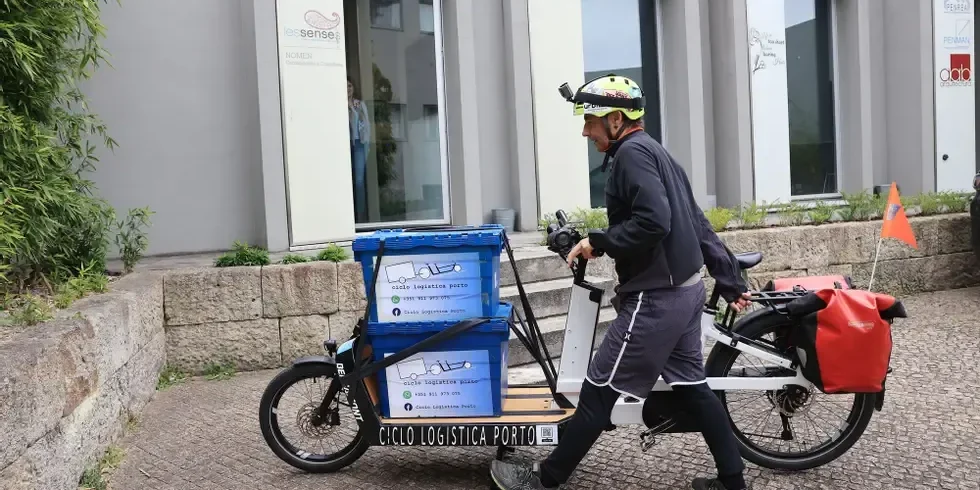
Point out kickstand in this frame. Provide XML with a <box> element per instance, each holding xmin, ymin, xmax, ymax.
<box><xmin>495</xmin><ymin>445</ymin><xmax>516</xmax><ymax>460</ymax></box>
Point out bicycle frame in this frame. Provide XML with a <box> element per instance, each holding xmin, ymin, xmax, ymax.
<box><xmin>551</xmin><ymin>279</ymin><xmax>810</xmax><ymax>425</ymax></box>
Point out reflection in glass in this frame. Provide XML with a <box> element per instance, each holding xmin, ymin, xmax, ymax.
<box><xmin>348</xmin><ymin>77</ymin><xmax>372</xmax><ymax>223</ymax></box>
<box><xmin>580</xmin><ymin>0</ymin><xmax>660</xmax><ymax>208</ymax></box>
<box><xmin>346</xmin><ymin>0</ymin><xmax>446</xmax><ymax>224</ymax></box>
<box><xmin>785</xmin><ymin>0</ymin><xmax>837</xmax><ymax>196</ymax></box>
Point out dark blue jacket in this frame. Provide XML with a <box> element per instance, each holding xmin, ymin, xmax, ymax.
<box><xmin>587</xmin><ymin>130</ymin><xmax>747</xmax><ymax>303</ymax></box>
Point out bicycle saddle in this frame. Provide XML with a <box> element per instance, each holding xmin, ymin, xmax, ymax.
<box><xmin>734</xmin><ymin>251</ymin><xmax>763</xmax><ymax>270</ymax></box>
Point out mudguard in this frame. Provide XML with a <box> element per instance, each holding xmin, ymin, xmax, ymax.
<box><xmin>292</xmin><ymin>355</ymin><xmax>336</xmax><ymax>367</ymax></box>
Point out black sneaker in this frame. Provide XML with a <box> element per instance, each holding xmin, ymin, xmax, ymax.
<box><xmin>692</xmin><ymin>477</ymin><xmax>747</xmax><ymax>490</ymax></box>
<box><xmin>490</xmin><ymin>460</ymin><xmax>558</xmax><ymax>489</ymax></box>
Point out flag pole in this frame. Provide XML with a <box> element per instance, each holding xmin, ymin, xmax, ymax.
<box><xmin>867</xmin><ymin>235</ymin><xmax>883</xmax><ymax>291</ymax></box>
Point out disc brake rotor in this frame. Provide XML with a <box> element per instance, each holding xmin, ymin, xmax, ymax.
<box><xmin>296</xmin><ymin>402</ymin><xmax>338</xmax><ymax>439</ymax></box>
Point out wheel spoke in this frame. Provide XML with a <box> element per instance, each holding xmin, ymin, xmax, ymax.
<box><xmin>712</xmin><ymin>315</ymin><xmax>874</xmax><ymax>467</ymax></box>
<box><xmin>261</xmin><ymin>367</ymin><xmax>364</xmax><ymax>469</ymax></box>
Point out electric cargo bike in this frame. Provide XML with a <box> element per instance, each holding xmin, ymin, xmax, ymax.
<box><xmin>258</xmin><ymin>210</ymin><xmax>907</xmax><ymax>475</ymax></box>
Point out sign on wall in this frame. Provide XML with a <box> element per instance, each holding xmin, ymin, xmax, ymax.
<box><xmin>934</xmin><ymin>0</ymin><xmax>976</xmax><ymax>193</ymax></box>
<box><xmin>275</xmin><ymin>1</ymin><xmax>356</xmax><ymax>245</ymax></box>
<box><xmin>745</xmin><ymin>0</ymin><xmax>793</xmax><ymax>205</ymax></box>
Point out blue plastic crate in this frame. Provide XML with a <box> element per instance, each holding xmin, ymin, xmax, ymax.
<box><xmin>352</xmin><ymin>225</ymin><xmax>505</xmax><ymax>324</ymax></box>
<box><xmin>366</xmin><ymin>302</ymin><xmax>513</xmax><ymax>419</ymax></box>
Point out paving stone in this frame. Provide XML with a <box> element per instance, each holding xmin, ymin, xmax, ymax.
<box><xmin>108</xmin><ymin>287</ymin><xmax>980</xmax><ymax>490</ymax></box>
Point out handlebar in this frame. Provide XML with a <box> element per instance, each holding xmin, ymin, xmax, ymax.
<box><xmin>544</xmin><ymin>208</ymin><xmax>742</xmax><ymax>312</ymax></box>
<box><xmin>544</xmin><ymin>210</ymin><xmax>604</xmax><ymax>283</ymax></box>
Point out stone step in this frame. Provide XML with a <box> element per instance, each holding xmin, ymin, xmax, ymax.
<box><xmin>506</xmin><ymin>306</ymin><xmax>617</xmax><ymax>367</ymax></box>
<box><xmin>498</xmin><ymin>248</ymin><xmax>571</xmax><ymax>287</ymax></box>
<box><xmin>498</xmin><ymin>247</ymin><xmax>617</xmax><ymax>288</ymax></box>
<box><xmin>500</xmin><ymin>275</ymin><xmax>617</xmax><ymax>320</ymax></box>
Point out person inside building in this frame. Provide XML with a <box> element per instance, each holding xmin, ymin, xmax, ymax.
<box><xmin>489</xmin><ymin>74</ymin><xmax>753</xmax><ymax>490</ymax></box>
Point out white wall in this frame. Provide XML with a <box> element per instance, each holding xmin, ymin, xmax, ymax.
<box><xmin>81</xmin><ymin>0</ymin><xmax>266</xmax><ymax>256</ymax></box>
<box><xmin>526</xmin><ymin>0</ymin><xmax>592</xmax><ymax>219</ymax></box>
<box><xmin>933</xmin><ymin>0</ymin><xmax>976</xmax><ymax>193</ymax></box>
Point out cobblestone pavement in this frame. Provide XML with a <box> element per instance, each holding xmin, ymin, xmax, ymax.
<box><xmin>111</xmin><ymin>287</ymin><xmax>980</xmax><ymax>490</ymax></box>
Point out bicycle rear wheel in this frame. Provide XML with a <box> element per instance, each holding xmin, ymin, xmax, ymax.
<box><xmin>704</xmin><ymin>310</ymin><xmax>878</xmax><ymax>471</ymax></box>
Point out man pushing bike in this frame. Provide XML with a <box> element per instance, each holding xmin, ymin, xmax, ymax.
<box><xmin>490</xmin><ymin>74</ymin><xmax>753</xmax><ymax>490</ymax></box>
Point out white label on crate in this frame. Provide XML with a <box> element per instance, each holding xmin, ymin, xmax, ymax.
<box><xmin>375</xmin><ymin>252</ymin><xmax>486</xmax><ymax>323</ymax></box>
<box><xmin>384</xmin><ymin>349</ymin><xmax>494</xmax><ymax>418</ymax></box>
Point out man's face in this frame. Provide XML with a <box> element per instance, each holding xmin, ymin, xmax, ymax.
<box><xmin>581</xmin><ymin>113</ymin><xmax>620</xmax><ymax>151</ymax></box>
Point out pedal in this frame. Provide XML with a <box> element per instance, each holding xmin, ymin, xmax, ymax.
<box><xmin>639</xmin><ymin>431</ymin><xmax>657</xmax><ymax>452</ymax></box>
<box><xmin>638</xmin><ymin>418</ymin><xmax>676</xmax><ymax>452</ymax></box>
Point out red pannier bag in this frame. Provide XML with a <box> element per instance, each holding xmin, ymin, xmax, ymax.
<box><xmin>784</xmin><ymin>288</ymin><xmax>907</xmax><ymax>394</ymax></box>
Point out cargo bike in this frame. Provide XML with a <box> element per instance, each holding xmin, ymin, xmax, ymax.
<box><xmin>258</xmin><ymin>210</ymin><xmax>908</xmax><ymax>475</ymax></box>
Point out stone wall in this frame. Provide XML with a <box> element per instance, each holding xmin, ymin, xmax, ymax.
<box><xmin>162</xmin><ymin>261</ymin><xmax>367</xmax><ymax>374</ymax></box>
<box><xmin>703</xmin><ymin>213</ymin><xmax>979</xmax><ymax>296</ymax></box>
<box><xmin>0</xmin><ymin>273</ymin><xmax>165</xmax><ymax>490</ymax></box>
<box><xmin>157</xmin><ymin>212</ymin><xmax>978</xmax><ymax>374</ymax></box>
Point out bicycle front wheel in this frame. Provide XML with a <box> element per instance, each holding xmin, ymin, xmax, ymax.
<box><xmin>259</xmin><ymin>363</ymin><xmax>370</xmax><ymax>473</ymax></box>
<box><xmin>704</xmin><ymin>311</ymin><xmax>878</xmax><ymax>471</ymax></box>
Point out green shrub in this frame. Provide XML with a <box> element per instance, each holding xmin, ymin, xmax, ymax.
<box><xmin>737</xmin><ymin>201</ymin><xmax>768</xmax><ymax>228</ymax></box>
<box><xmin>807</xmin><ymin>201</ymin><xmax>835</xmax><ymax>225</ymax></box>
<box><xmin>203</xmin><ymin>360</ymin><xmax>236</xmax><ymax>381</ymax></box>
<box><xmin>280</xmin><ymin>253</ymin><xmax>310</xmax><ymax>264</ymax></box>
<box><xmin>777</xmin><ymin>202</ymin><xmax>807</xmax><ymax>226</ymax></box>
<box><xmin>53</xmin><ymin>261</ymin><xmax>108</xmax><ymax>308</ymax></box>
<box><xmin>316</xmin><ymin>244</ymin><xmax>349</xmax><ymax>262</ymax></box>
<box><xmin>570</xmin><ymin>207</ymin><xmax>608</xmax><ymax>230</ymax></box>
<box><xmin>114</xmin><ymin>207</ymin><xmax>153</xmax><ymax>273</ymax></box>
<box><xmin>214</xmin><ymin>241</ymin><xmax>270</xmax><ymax>267</ymax></box>
<box><xmin>839</xmin><ymin>191</ymin><xmax>878</xmax><ymax>221</ymax></box>
<box><xmin>704</xmin><ymin>207</ymin><xmax>735</xmax><ymax>232</ymax></box>
<box><xmin>0</xmin><ymin>0</ymin><xmax>129</xmax><ymax>293</ymax></box>
<box><xmin>157</xmin><ymin>364</ymin><xmax>188</xmax><ymax>390</ymax></box>
<box><xmin>934</xmin><ymin>191</ymin><xmax>970</xmax><ymax>213</ymax></box>
<box><xmin>916</xmin><ymin>192</ymin><xmax>941</xmax><ymax>216</ymax></box>
<box><xmin>5</xmin><ymin>293</ymin><xmax>53</xmax><ymax>326</ymax></box>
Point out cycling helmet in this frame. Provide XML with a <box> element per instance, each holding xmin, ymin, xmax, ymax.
<box><xmin>559</xmin><ymin>74</ymin><xmax>645</xmax><ymax>120</ymax></box>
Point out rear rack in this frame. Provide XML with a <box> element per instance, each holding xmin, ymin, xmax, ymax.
<box><xmin>707</xmin><ymin>289</ymin><xmax>810</xmax><ymax>336</ymax></box>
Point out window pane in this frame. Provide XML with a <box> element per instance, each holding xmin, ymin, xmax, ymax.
<box><xmin>370</xmin><ymin>0</ymin><xmax>402</xmax><ymax>30</ymax></box>
<box><xmin>580</xmin><ymin>0</ymin><xmax>659</xmax><ymax>208</ymax></box>
<box><xmin>419</xmin><ymin>1</ymin><xmax>434</xmax><ymax>34</ymax></box>
<box><xmin>785</xmin><ymin>0</ymin><xmax>837</xmax><ymax>196</ymax></box>
<box><xmin>349</xmin><ymin>0</ymin><xmax>446</xmax><ymax>224</ymax></box>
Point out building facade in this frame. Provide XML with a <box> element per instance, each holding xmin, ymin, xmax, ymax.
<box><xmin>80</xmin><ymin>0</ymin><xmax>978</xmax><ymax>256</ymax></box>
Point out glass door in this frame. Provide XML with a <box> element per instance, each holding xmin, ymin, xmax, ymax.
<box><xmin>344</xmin><ymin>0</ymin><xmax>451</xmax><ymax>230</ymax></box>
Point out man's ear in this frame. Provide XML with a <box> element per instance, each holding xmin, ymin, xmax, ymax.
<box><xmin>609</xmin><ymin>112</ymin><xmax>624</xmax><ymax>131</ymax></box>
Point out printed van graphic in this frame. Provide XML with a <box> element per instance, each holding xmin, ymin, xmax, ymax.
<box><xmin>384</xmin><ymin>349</ymin><xmax>493</xmax><ymax>418</ymax></box>
<box><xmin>375</xmin><ymin>252</ymin><xmax>486</xmax><ymax>322</ymax></box>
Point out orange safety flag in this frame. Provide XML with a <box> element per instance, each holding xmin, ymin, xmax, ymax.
<box><xmin>879</xmin><ymin>182</ymin><xmax>917</xmax><ymax>249</ymax></box>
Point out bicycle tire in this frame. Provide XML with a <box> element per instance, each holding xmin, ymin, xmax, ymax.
<box><xmin>259</xmin><ymin>363</ymin><xmax>370</xmax><ymax>473</ymax></box>
<box><xmin>704</xmin><ymin>310</ymin><xmax>877</xmax><ymax>471</ymax></box>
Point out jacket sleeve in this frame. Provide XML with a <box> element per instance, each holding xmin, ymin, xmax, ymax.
<box><xmin>587</xmin><ymin>147</ymin><xmax>670</xmax><ymax>259</ymax></box>
<box><xmin>695</xmin><ymin>208</ymin><xmax>748</xmax><ymax>304</ymax></box>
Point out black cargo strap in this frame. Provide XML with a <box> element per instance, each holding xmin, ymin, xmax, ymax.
<box><xmin>340</xmin><ymin>317</ymin><xmax>490</xmax><ymax>384</ymax></box>
<box><xmin>573</xmin><ymin>92</ymin><xmax>645</xmax><ymax>111</ymax></box>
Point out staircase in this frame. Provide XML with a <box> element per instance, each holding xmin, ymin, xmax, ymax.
<box><xmin>497</xmin><ymin>242</ymin><xmax>619</xmax><ymax>369</ymax></box>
